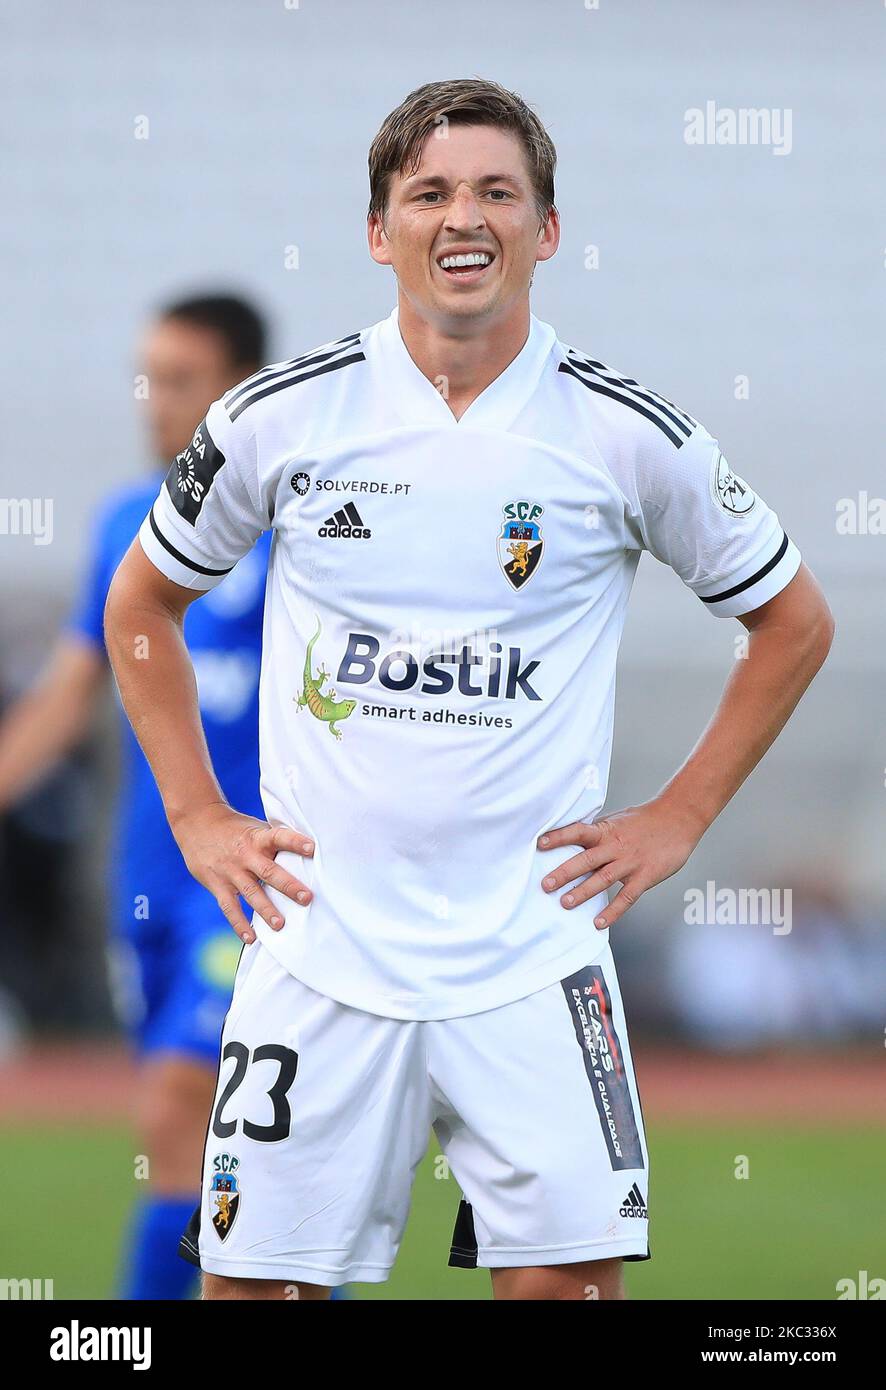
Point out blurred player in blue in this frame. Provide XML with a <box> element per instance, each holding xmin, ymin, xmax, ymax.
<box><xmin>0</xmin><ymin>294</ymin><xmax>270</xmax><ymax>1298</ymax></box>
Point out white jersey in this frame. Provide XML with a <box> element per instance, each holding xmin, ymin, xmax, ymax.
<box><xmin>138</xmin><ymin>306</ymin><xmax>801</xmax><ymax>1020</ymax></box>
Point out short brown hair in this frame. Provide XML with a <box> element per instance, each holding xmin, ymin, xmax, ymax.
<box><xmin>368</xmin><ymin>78</ymin><xmax>557</xmax><ymax>227</ymax></box>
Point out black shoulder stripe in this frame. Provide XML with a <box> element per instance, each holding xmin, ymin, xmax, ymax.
<box><xmin>698</xmin><ymin>532</ymin><xmax>790</xmax><ymax>604</ymax></box>
<box><xmin>574</xmin><ymin>351</ymin><xmax>697</xmax><ymax>427</ymax></box>
<box><xmin>565</xmin><ymin>353</ymin><xmax>693</xmax><ymax>437</ymax></box>
<box><xmin>558</xmin><ymin>361</ymin><xmax>685</xmax><ymax>448</ymax></box>
<box><xmin>575</xmin><ymin>355</ymin><xmax>697</xmax><ymax>429</ymax></box>
<box><xmin>226</xmin><ymin>349</ymin><xmax>366</xmax><ymax>423</ymax></box>
<box><xmin>223</xmin><ymin>333</ymin><xmax>362</xmax><ymax>412</ymax></box>
<box><xmin>148</xmin><ymin>507</ymin><xmax>233</xmax><ymax>577</ymax></box>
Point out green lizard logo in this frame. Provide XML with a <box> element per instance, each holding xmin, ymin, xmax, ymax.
<box><xmin>295</xmin><ymin>617</ymin><xmax>356</xmax><ymax>740</ymax></box>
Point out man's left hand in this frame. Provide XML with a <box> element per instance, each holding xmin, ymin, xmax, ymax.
<box><xmin>537</xmin><ymin>799</ymin><xmax>705</xmax><ymax>929</ymax></box>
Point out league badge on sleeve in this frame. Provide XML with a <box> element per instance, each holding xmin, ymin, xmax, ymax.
<box><xmin>711</xmin><ymin>450</ymin><xmax>756</xmax><ymax>515</ymax></box>
<box><xmin>209</xmin><ymin>1152</ymin><xmax>241</xmax><ymax>1241</ymax></box>
<box><xmin>166</xmin><ymin>417</ymin><xmax>227</xmax><ymax>525</ymax></box>
<box><xmin>498</xmin><ymin>500</ymin><xmax>545</xmax><ymax>590</ymax></box>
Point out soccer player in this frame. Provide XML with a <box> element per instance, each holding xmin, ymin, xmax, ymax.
<box><xmin>0</xmin><ymin>293</ymin><xmax>271</xmax><ymax>1299</ymax></box>
<box><xmin>103</xmin><ymin>80</ymin><xmax>834</xmax><ymax>1301</ymax></box>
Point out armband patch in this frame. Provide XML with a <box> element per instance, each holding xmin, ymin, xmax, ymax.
<box><xmin>165</xmin><ymin>418</ymin><xmax>226</xmax><ymax>525</ymax></box>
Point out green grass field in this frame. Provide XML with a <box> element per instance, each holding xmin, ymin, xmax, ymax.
<box><xmin>6</xmin><ymin>1122</ymin><xmax>884</xmax><ymax>1300</ymax></box>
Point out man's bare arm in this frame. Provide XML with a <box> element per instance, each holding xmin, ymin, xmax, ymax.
<box><xmin>537</xmin><ymin>562</ymin><xmax>835</xmax><ymax>927</ymax></box>
<box><xmin>655</xmin><ymin>561</ymin><xmax>834</xmax><ymax>834</ymax></box>
<box><xmin>104</xmin><ymin>539</ymin><xmax>314</xmax><ymax>942</ymax></box>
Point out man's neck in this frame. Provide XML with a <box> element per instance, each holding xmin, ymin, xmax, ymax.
<box><xmin>396</xmin><ymin>295</ymin><xmax>531</xmax><ymax>421</ymax></box>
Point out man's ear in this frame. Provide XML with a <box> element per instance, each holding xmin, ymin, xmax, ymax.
<box><xmin>368</xmin><ymin>211</ymin><xmax>393</xmax><ymax>266</ymax></box>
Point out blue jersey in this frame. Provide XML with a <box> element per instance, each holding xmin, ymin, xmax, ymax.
<box><xmin>68</xmin><ymin>473</ymin><xmax>269</xmax><ymax>933</ymax></box>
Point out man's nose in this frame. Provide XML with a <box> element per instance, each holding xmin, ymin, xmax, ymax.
<box><xmin>445</xmin><ymin>186</ymin><xmax>485</xmax><ymax>230</ymax></box>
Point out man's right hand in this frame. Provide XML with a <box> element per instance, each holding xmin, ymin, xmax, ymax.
<box><xmin>172</xmin><ymin>802</ymin><xmax>315</xmax><ymax>943</ymax></box>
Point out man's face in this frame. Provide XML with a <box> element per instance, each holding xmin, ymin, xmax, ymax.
<box><xmin>140</xmin><ymin>317</ymin><xmax>243</xmax><ymax>462</ymax></box>
<box><xmin>368</xmin><ymin>123</ymin><xmax>559</xmax><ymax>330</ymax></box>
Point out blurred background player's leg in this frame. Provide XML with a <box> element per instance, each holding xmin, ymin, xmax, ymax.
<box><xmin>111</xmin><ymin>904</ymin><xmax>242</xmax><ymax>1300</ymax></box>
<box><xmin>118</xmin><ymin>1061</ymin><xmax>214</xmax><ymax>1301</ymax></box>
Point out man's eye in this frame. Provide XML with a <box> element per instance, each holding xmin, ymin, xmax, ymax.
<box><xmin>419</xmin><ymin>192</ymin><xmax>442</xmax><ymax>203</ymax></box>
<box><xmin>487</xmin><ymin>189</ymin><xmax>511</xmax><ymax>200</ymax></box>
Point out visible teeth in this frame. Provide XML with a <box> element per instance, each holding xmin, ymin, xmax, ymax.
<box><xmin>440</xmin><ymin>252</ymin><xmax>492</xmax><ymax>269</ymax></box>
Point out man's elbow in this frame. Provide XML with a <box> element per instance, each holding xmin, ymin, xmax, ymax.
<box><xmin>803</xmin><ymin>595</ymin><xmax>836</xmax><ymax>673</ymax></box>
<box><xmin>759</xmin><ymin>564</ymin><xmax>836</xmax><ymax>675</ymax></box>
<box><xmin>103</xmin><ymin>567</ymin><xmax>120</xmax><ymax>645</ymax></box>
<box><xmin>103</xmin><ymin>559</ymin><xmax>133</xmax><ymax>651</ymax></box>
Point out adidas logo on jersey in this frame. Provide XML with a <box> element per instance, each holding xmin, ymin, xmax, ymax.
<box><xmin>319</xmin><ymin>503</ymin><xmax>371</xmax><ymax>539</ymax></box>
<box><xmin>619</xmin><ymin>1183</ymin><xmax>648</xmax><ymax>1219</ymax></box>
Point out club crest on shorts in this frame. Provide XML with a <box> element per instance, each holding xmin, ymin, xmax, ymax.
<box><xmin>209</xmin><ymin>1152</ymin><xmax>241</xmax><ymax>1241</ymax></box>
<box><xmin>498</xmin><ymin>500</ymin><xmax>544</xmax><ymax>590</ymax></box>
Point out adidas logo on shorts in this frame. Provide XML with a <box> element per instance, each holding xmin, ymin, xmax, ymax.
<box><xmin>619</xmin><ymin>1182</ymin><xmax>648</xmax><ymax>1219</ymax></box>
<box><xmin>319</xmin><ymin>503</ymin><xmax>371</xmax><ymax>539</ymax></box>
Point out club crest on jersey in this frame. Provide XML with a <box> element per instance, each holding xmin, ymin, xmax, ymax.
<box><xmin>712</xmin><ymin>450</ymin><xmax>756</xmax><ymax>515</ymax></box>
<box><xmin>498</xmin><ymin>500</ymin><xmax>544</xmax><ymax>590</ymax></box>
<box><xmin>209</xmin><ymin>1153</ymin><xmax>241</xmax><ymax>1241</ymax></box>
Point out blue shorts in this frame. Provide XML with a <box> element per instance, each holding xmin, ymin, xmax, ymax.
<box><xmin>108</xmin><ymin>887</ymin><xmax>245</xmax><ymax>1066</ymax></box>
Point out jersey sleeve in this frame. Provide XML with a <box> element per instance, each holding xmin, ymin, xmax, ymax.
<box><xmin>621</xmin><ymin>418</ymin><xmax>801</xmax><ymax>617</ymax></box>
<box><xmin>137</xmin><ymin>396</ymin><xmax>274</xmax><ymax>591</ymax></box>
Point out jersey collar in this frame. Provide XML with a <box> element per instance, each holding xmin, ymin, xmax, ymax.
<box><xmin>369</xmin><ymin>303</ymin><xmax>557</xmax><ymax>432</ymax></box>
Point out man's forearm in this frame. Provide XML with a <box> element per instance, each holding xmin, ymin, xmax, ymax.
<box><xmin>657</xmin><ymin>595</ymin><xmax>834</xmax><ymax>836</ymax></box>
<box><xmin>103</xmin><ymin>541</ymin><xmax>313</xmax><ymax>943</ymax></box>
<box><xmin>104</xmin><ymin>561</ymin><xmax>225</xmax><ymax>832</ymax></box>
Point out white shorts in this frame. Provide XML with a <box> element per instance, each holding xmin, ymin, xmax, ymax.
<box><xmin>179</xmin><ymin>938</ymin><xmax>651</xmax><ymax>1286</ymax></box>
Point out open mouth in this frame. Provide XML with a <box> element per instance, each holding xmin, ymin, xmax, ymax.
<box><xmin>436</xmin><ymin>250</ymin><xmax>495</xmax><ymax>284</ymax></box>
